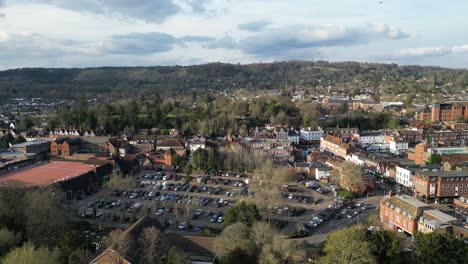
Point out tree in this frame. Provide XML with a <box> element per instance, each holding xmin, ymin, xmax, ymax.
<box><xmin>172</xmin><ymin>154</ymin><xmax>187</xmax><ymax>169</ymax></box>
<box><xmin>414</xmin><ymin>233</ymin><xmax>468</xmax><ymax>264</ymax></box>
<box><xmin>368</xmin><ymin>230</ymin><xmax>401</xmax><ymax>264</ymax></box>
<box><xmin>258</xmin><ymin>236</ymin><xmax>305</xmax><ymax>264</ymax></box>
<box><xmin>215</xmin><ymin>222</ymin><xmax>257</xmax><ymax>263</ymax></box>
<box><xmin>330</xmin><ymin>161</ymin><xmax>364</xmax><ymax>193</ymax></box>
<box><xmin>387</xmin><ymin>116</ymin><xmax>400</xmax><ymax>129</ymax></box>
<box><xmin>19</xmin><ymin>117</ymin><xmax>34</xmax><ymax>130</ymax></box>
<box><xmin>250</xmin><ymin>161</ymin><xmax>291</xmax><ymax>223</ymax></box>
<box><xmin>1</xmin><ymin>133</ymin><xmax>14</xmax><ymax>148</ymax></box>
<box><xmin>207</xmin><ymin>148</ymin><xmax>219</xmax><ymax>171</ymax></box>
<box><xmin>427</xmin><ymin>154</ymin><xmax>442</xmax><ymax>165</ymax></box>
<box><xmin>1</xmin><ymin>243</ymin><xmax>61</xmax><ymax>264</ymax></box>
<box><xmin>14</xmin><ymin>135</ymin><xmax>26</xmax><ymax>144</ymax></box>
<box><xmin>0</xmin><ymin>228</ymin><xmax>21</xmax><ymax>257</ymax></box>
<box><xmin>224</xmin><ymin>201</ymin><xmax>260</xmax><ymax>227</ymax></box>
<box><xmin>23</xmin><ymin>187</ymin><xmax>68</xmax><ymax>246</ymax></box>
<box><xmin>191</xmin><ymin>148</ymin><xmax>208</xmax><ymax>170</ymax></box>
<box><xmin>137</xmin><ymin>227</ymin><xmax>168</xmax><ymax>264</ymax></box>
<box><xmin>320</xmin><ymin>226</ymin><xmax>376</xmax><ymax>264</ymax></box>
<box><xmin>105</xmin><ymin>174</ymin><xmax>137</xmax><ymax>190</ymax></box>
<box><xmin>166</xmin><ymin>246</ymin><xmax>188</xmax><ymax>264</ymax></box>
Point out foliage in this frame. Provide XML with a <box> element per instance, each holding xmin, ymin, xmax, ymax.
<box><xmin>172</xmin><ymin>154</ymin><xmax>187</xmax><ymax>169</ymax></box>
<box><xmin>0</xmin><ymin>228</ymin><xmax>20</xmax><ymax>257</ymax></box>
<box><xmin>367</xmin><ymin>230</ymin><xmax>401</xmax><ymax>264</ymax></box>
<box><xmin>414</xmin><ymin>232</ymin><xmax>468</xmax><ymax>264</ymax></box>
<box><xmin>320</xmin><ymin>226</ymin><xmax>376</xmax><ymax>264</ymax></box>
<box><xmin>166</xmin><ymin>246</ymin><xmax>188</xmax><ymax>264</ymax></box>
<box><xmin>191</xmin><ymin>148</ymin><xmax>209</xmax><ymax>170</ymax></box>
<box><xmin>1</xmin><ymin>243</ymin><xmax>61</xmax><ymax>264</ymax></box>
<box><xmin>1</xmin><ymin>133</ymin><xmax>14</xmax><ymax>148</ymax></box>
<box><xmin>330</xmin><ymin>161</ymin><xmax>364</xmax><ymax>193</ymax></box>
<box><xmin>427</xmin><ymin>154</ymin><xmax>442</xmax><ymax>165</ymax></box>
<box><xmin>224</xmin><ymin>201</ymin><xmax>260</xmax><ymax>227</ymax></box>
<box><xmin>105</xmin><ymin>174</ymin><xmax>137</xmax><ymax>190</ymax></box>
<box><xmin>337</xmin><ymin>190</ymin><xmax>355</xmax><ymax>200</ymax></box>
<box><xmin>216</xmin><ymin>222</ymin><xmax>305</xmax><ymax>264</ymax></box>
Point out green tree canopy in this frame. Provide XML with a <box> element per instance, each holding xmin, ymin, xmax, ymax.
<box><xmin>224</xmin><ymin>201</ymin><xmax>261</xmax><ymax>227</ymax></box>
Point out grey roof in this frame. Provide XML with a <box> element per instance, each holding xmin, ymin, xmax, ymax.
<box><xmin>424</xmin><ymin>209</ymin><xmax>457</xmax><ymax>223</ymax></box>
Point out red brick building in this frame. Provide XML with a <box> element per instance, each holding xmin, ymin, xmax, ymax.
<box><xmin>380</xmin><ymin>194</ymin><xmax>431</xmax><ymax>236</ymax></box>
<box><xmin>412</xmin><ymin>170</ymin><xmax>468</xmax><ymax>203</ymax></box>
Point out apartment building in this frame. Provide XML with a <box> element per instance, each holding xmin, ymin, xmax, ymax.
<box><xmin>319</xmin><ymin>135</ymin><xmax>350</xmax><ymax>159</ymax></box>
<box><xmin>380</xmin><ymin>194</ymin><xmax>431</xmax><ymax>236</ymax></box>
<box><xmin>412</xmin><ymin>170</ymin><xmax>468</xmax><ymax>203</ymax></box>
<box><xmin>418</xmin><ymin>209</ymin><xmax>458</xmax><ymax>234</ymax></box>
<box><xmin>9</xmin><ymin>140</ymin><xmax>50</xmax><ymax>154</ymax></box>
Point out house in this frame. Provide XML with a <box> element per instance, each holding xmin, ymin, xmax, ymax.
<box><xmin>453</xmin><ymin>195</ymin><xmax>468</xmax><ymax>220</ymax></box>
<box><xmin>9</xmin><ymin>140</ymin><xmax>50</xmax><ymax>154</ymax></box>
<box><xmin>287</xmin><ymin>128</ymin><xmax>300</xmax><ymax>144</ymax></box>
<box><xmin>389</xmin><ymin>138</ymin><xmax>408</xmax><ymax>155</ymax></box>
<box><xmin>319</xmin><ymin>135</ymin><xmax>351</xmax><ymax>159</ymax></box>
<box><xmin>186</xmin><ymin>136</ymin><xmax>206</xmax><ymax>153</ymax></box>
<box><xmin>418</xmin><ymin>209</ymin><xmax>459</xmax><ymax>234</ymax></box>
<box><xmin>157</xmin><ymin>137</ymin><xmax>186</xmax><ymax>153</ymax></box>
<box><xmin>300</xmin><ymin>127</ymin><xmax>324</xmax><ymax>141</ymax></box>
<box><xmin>380</xmin><ymin>194</ymin><xmax>431</xmax><ymax>236</ymax></box>
<box><xmin>275</xmin><ymin>127</ymin><xmax>288</xmax><ymax>140</ymax></box>
<box><xmin>315</xmin><ymin>166</ymin><xmax>332</xmax><ymax>181</ymax></box>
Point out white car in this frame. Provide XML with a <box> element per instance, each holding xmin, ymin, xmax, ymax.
<box><xmin>288</xmin><ymin>194</ymin><xmax>294</xmax><ymax>199</ymax></box>
<box><xmin>156</xmin><ymin>208</ymin><xmax>164</xmax><ymax>215</ymax></box>
<box><xmin>178</xmin><ymin>222</ymin><xmax>186</xmax><ymax>230</ymax></box>
<box><xmin>217</xmin><ymin>216</ymin><xmax>224</xmax><ymax>223</ymax></box>
<box><xmin>133</xmin><ymin>202</ymin><xmax>143</xmax><ymax>209</ymax></box>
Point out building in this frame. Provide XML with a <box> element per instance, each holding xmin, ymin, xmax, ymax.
<box><xmin>407</xmin><ymin>143</ymin><xmax>468</xmax><ymax>165</ymax></box>
<box><xmin>351</xmin><ymin>100</ymin><xmax>383</xmax><ymax>112</ymax></box>
<box><xmin>415</xmin><ymin>106</ymin><xmax>432</xmax><ymax>122</ymax></box>
<box><xmin>9</xmin><ymin>140</ymin><xmax>50</xmax><ymax>154</ymax></box>
<box><xmin>453</xmin><ymin>196</ymin><xmax>468</xmax><ymax>220</ymax></box>
<box><xmin>396</xmin><ymin>165</ymin><xmax>419</xmax><ymax>189</ymax></box>
<box><xmin>418</xmin><ymin>209</ymin><xmax>458</xmax><ymax>234</ymax></box>
<box><xmin>50</xmin><ymin>137</ymin><xmax>110</xmax><ymax>158</ymax></box>
<box><xmin>299</xmin><ymin>127</ymin><xmax>324</xmax><ymax>141</ymax></box>
<box><xmin>186</xmin><ymin>135</ymin><xmax>206</xmax><ymax>153</ymax></box>
<box><xmin>320</xmin><ymin>135</ymin><xmax>351</xmax><ymax>159</ymax></box>
<box><xmin>287</xmin><ymin>129</ymin><xmax>300</xmax><ymax>144</ymax></box>
<box><xmin>353</xmin><ymin>131</ymin><xmax>386</xmax><ymax>145</ymax></box>
<box><xmin>396</xmin><ymin>129</ymin><xmax>423</xmax><ymax>144</ymax></box>
<box><xmin>380</xmin><ymin>194</ymin><xmax>431</xmax><ymax>236</ymax></box>
<box><xmin>431</xmin><ymin>102</ymin><xmax>468</xmax><ymax>123</ymax></box>
<box><xmin>412</xmin><ymin>170</ymin><xmax>468</xmax><ymax>203</ymax></box>
<box><xmin>0</xmin><ymin>161</ymin><xmax>113</xmax><ymax>198</ymax></box>
<box><xmin>244</xmin><ymin>139</ymin><xmax>293</xmax><ymax>164</ymax></box>
<box><xmin>389</xmin><ymin>138</ymin><xmax>408</xmax><ymax>155</ymax></box>
<box><xmin>315</xmin><ymin>166</ymin><xmax>332</xmax><ymax>181</ymax></box>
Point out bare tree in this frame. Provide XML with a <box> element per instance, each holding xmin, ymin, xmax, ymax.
<box><xmin>330</xmin><ymin>161</ymin><xmax>364</xmax><ymax>192</ymax></box>
<box><xmin>137</xmin><ymin>227</ymin><xmax>169</xmax><ymax>264</ymax></box>
<box><xmin>249</xmin><ymin>161</ymin><xmax>291</xmax><ymax>223</ymax></box>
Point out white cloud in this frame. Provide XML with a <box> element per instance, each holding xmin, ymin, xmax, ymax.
<box><xmin>385</xmin><ymin>45</ymin><xmax>468</xmax><ymax>59</ymax></box>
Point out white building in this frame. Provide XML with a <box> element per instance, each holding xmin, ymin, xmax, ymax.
<box><xmin>287</xmin><ymin>129</ymin><xmax>300</xmax><ymax>144</ymax></box>
<box><xmin>300</xmin><ymin>127</ymin><xmax>324</xmax><ymax>141</ymax></box>
<box><xmin>354</xmin><ymin>131</ymin><xmax>386</xmax><ymax>145</ymax></box>
<box><xmin>315</xmin><ymin>166</ymin><xmax>332</xmax><ymax>181</ymax></box>
<box><xmin>186</xmin><ymin>135</ymin><xmax>206</xmax><ymax>153</ymax></box>
<box><xmin>396</xmin><ymin>166</ymin><xmax>415</xmax><ymax>188</ymax></box>
<box><xmin>389</xmin><ymin>139</ymin><xmax>408</xmax><ymax>155</ymax></box>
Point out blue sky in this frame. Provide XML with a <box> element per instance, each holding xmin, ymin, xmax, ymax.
<box><xmin>0</xmin><ymin>0</ymin><xmax>467</xmax><ymax>69</ymax></box>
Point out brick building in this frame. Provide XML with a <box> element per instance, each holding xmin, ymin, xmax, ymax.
<box><xmin>10</xmin><ymin>140</ymin><xmax>50</xmax><ymax>154</ymax></box>
<box><xmin>320</xmin><ymin>135</ymin><xmax>351</xmax><ymax>159</ymax></box>
<box><xmin>412</xmin><ymin>170</ymin><xmax>468</xmax><ymax>203</ymax></box>
<box><xmin>380</xmin><ymin>194</ymin><xmax>431</xmax><ymax>236</ymax></box>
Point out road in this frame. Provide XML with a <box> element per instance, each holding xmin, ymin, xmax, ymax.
<box><xmin>295</xmin><ymin>195</ymin><xmax>382</xmax><ymax>244</ymax></box>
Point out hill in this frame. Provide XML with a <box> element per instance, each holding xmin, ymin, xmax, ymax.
<box><xmin>0</xmin><ymin>61</ymin><xmax>467</xmax><ymax>99</ymax></box>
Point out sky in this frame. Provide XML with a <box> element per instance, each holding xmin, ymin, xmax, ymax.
<box><xmin>0</xmin><ymin>0</ymin><xmax>467</xmax><ymax>69</ymax></box>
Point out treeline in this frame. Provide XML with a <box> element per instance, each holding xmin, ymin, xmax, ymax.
<box><xmin>49</xmin><ymin>94</ymin><xmax>398</xmax><ymax>136</ymax></box>
<box><xmin>0</xmin><ymin>186</ymin><xmax>93</xmax><ymax>264</ymax></box>
<box><xmin>1</xmin><ymin>61</ymin><xmax>468</xmax><ymax>99</ymax></box>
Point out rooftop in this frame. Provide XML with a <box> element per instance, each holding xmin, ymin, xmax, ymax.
<box><xmin>423</xmin><ymin>209</ymin><xmax>457</xmax><ymax>223</ymax></box>
<box><xmin>382</xmin><ymin>194</ymin><xmax>430</xmax><ymax>219</ymax></box>
<box><xmin>10</xmin><ymin>140</ymin><xmax>50</xmax><ymax>147</ymax></box>
<box><xmin>0</xmin><ymin>161</ymin><xmax>95</xmax><ymax>186</ymax></box>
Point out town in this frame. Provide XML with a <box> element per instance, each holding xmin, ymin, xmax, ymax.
<box><xmin>1</xmin><ymin>89</ymin><xmax>467</xmax><ymax>263</ymax></box>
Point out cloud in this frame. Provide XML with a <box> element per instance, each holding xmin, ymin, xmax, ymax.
<box><xmin>101</xmin><ymin>32</ymin><xmax>178</xmax><ymax>54</ymax></box>
<box><xmin>238</xmin><ymin>19</ymin><xmax>271</xmax><ymax>32</ymax></box>
<box><xmin>14</xmin><ymin>0</ymin><xmax>210</xmax><ymax>23</ymax></box>
<box><xmin>383</xmin><ymin>45</ymin><xmax>468</xmax><ymax>60</ymax></box>
<box><xmin>237</xmin><ymin>24</ymin><xmax>409</xmax><ymax>57</ymax></box>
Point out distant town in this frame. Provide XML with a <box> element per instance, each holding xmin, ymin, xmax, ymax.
<box><xmin>0</xmin><ymin>86</ymin><xmax>467</xmax><ymax>264</ymax></box>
